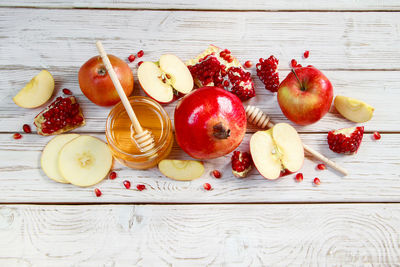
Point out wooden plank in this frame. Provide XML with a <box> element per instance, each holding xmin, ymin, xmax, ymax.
<box><xmin>0</xmin><ymin>9</ymin><xmax>399</xmax><ymax>71</ymax></box>
<box><xmin>1</xmin><ymin>0</ymin><xmax>400</xmax><ymax>11</ymax></box>
<box><xmin>0</xmin><ymin>132</ymin><xmax>398</xmax><ymax>203</ymax></box>
<box><xmin>1</xmin><ymin>203</ymin><xmax>400</xmax><ymax>265</ymax></box>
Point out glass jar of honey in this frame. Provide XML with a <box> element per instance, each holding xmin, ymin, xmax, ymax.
<box><xmin>106</xmin><ymin>96</ymin><xmax>173</xmax><ymax>169</ymax></box>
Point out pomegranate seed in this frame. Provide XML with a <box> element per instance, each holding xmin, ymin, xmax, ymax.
<box><xmin>212</xmin><ymin>170</ymin><xmax>221</xmax><ymax>178</ymax></box>
<box><xmin>22</xmin><ymin>124</ymin><xmax>31</xmax><ymax>133</ymax></box>
<box><xmin>317</xmin><ymin>164</ymin><xmax>326</xmax><ymax>170</ymax></box>
<box><xmin>244</xmin><ymin>60</ymin><xmax>253</xmax><ymax>68</ymax></box>
<box><xmin>303</xmin><ymin>50</ymin><xmax>310</xmax><ymax>59</ymax></box>
<box><xmin>128</xmin><ymin>54</ymin><xmax>136</xmax><ymax>62</ymax></box>
<box><xmin>62</xmin><ymin>88</ymin><xmax>72</xmax><ymax>95</ymax></box>
<box><xmin>137</xmin><ymin>50</ymin><xmax>144</xmax><ymax>58</ymax></box>
<box><xmin>123</xmin><ymin>180</ymin><xmax>131</xmax><ymax>189</ymax></box>
<box><xmin>138</xmin><ymin>61</ymin><xmax>143</xmax><ymax>66</ymax></box>
<box><xmin>109</xmin><ymin>171</ymin><xmax>117</xmax><ymax>180</ymax></box>
<box><xmin>203</xmin><ymin>183</ymin><xmax>212</xmax><ymax>191</ymax></box>
<box><xmin>373</xmin><ymin>131</ymin><xmax>381</xmax><ymax>140</ymax></box>
<box><xmin>13</xmin><ymin>133</ymin><xmax>22</xmax><ymax>139</ymax></box>
<box><xmin>295</xmin><ymin>173</ymin><xmax>303</xmax><ymax>182</ymax></box>
<box><xmin>314</xmin><ymin>178</ymin><xmax>321</xmax><ymax>185</ymax></box>
<box><xmin>227</xmin><ymin>55</ymin><xmax>234</xmax><ymax>63</ymax></box>
<box><xmin>94</xmin><ymin>188</ymin><xmax>102</xmax><ymax>197</ymax></box>
<box><xmin>291</xmin><ymin>59</ymin><xmax>297</xmax><ymax>68</ymax></box>
<box><xmin>136</xmin><ymin>184</ymin><xmax>146</xmax><ymax>191</ymax></box>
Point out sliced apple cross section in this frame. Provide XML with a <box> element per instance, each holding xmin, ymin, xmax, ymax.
<box><xmin>58</xmin><ymin>136</ymin><xmax>113</xmax><ymax>187</ymax></box>
<box><xmin>250</xmin><ymin>123</ymin><xmax>304</xmax><ymax>180</ymax></box>
<box><xmin>138</xmin><ymin>54</ymin><xmax>193</xmax><ymax>104</ymax></box>
<box><xmin>334</xmin><ymin>95</ymin><xmax>374</xmax><ymax>123</ymax></box>
<box><xmin>158</xmin><ymin>159</ymin><xmax>204</xmax><ymax>181</ymax></box>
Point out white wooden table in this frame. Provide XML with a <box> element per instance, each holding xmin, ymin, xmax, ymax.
<box><xmin>1</xmin><ymin>1</ymin><xmax>400</xmax><ymax>265</ymax></box>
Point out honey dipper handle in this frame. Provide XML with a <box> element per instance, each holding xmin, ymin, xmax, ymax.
<box><xmin>96</xmin><ymin>41</ymin><xmax>143</xmax><ymax>134</ymax></box>
<box><xmin>303</xmin><ymin>144</ymin><xmax>348</xmax><ymax>176</ymax></box>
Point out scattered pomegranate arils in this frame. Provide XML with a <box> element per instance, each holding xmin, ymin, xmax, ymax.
<box><xmin>291</xmin><ymin>59</ymin><xmax>297</xmax><ymax>68</ymax></box>
<box><xmin>33</xmin><ymin>96</ymin><xmax>85</xmax><ymax>136</ymax></box>
<box><xmin>136</xmin><ymin>184</ymin><xmax>146</xmax><ymax>191</ymax></box>
<box><xmin>123</xmin><ymin>180</ymin><xmax>131</xmax><ymax>189</ymax></box>
<box><xmin>186</xmin><ymin>45</ymin><xmax>255</xmax><ymax>101</ymax></box>
<box><xmin>256</xmin><ymin>55</ymin><xmax>279</xmax><ymax>93</ymax></box>
<box><xmin>138</xmin><ymin>61</ymin><xmax>143</xmax><ymax>66</ymax></box>
<box><xmin>128</xmin><ymin>54</ymin><xmax>136</xmax><ymax>62</ymax></box>
<box><xmin>303</xmin><ymin>50</ymin><xmax>310</xmax><ymax>59</ymax></box>
<box><xmin>62</xmin><ymin>88</ymin><xmax>72</xmax><ymax>95</ymax></box>
<box><xmin>203</xmin><ymin>183</ymin><xmax>212</xmax><ymax>191</ymax></box>
<box><xmin>109</xmin><ymin>171</ymin><xmax>117</xmax><ymax>180</ymax></box>
<box><xmin>244</xmin><ymin>60</ymin><xmax>253</xmax><ymax>68</ymax></box>
<box><xmin>212</xmin><ymin>170</ymin><xmax>221</xmax><ymax>179</ymax></box>
<box><xmin>313</xmin><ymin>177</ymin><xmax>321</xmax><ymax>185</ymax></box>
<box><xmin>373</xmin><ymin>131</ymin><xmax>381</xmax><ymax>140</ymax></box>
<box><xmin>13</xmin><ymin>133</ymin><xmax>22</xmax><ymax>139</ymax></box>
<box><xmin>231</xmin><ymin>150</ymin><xmax>252</xmax><ymax>178</ymax></box>
<box><xmin>317</xmin><ymin>164</ymin><xmax>326</xmax><ymax>170</ymax></box>
<box><xmin>23</xmin><ymin>124</ymin><xmax>31</xmax><ymax>133</ymax></box>
<box><xmin>327</xmin><ymin>126</ymin><xmax>364</xmax><ymax>154</ymax></box>
<box><xmin>137</xmin><ymin>50</ymin><xmax>144</xmax><ymax>58</ymax></box>
<box><xmin>295</xmin><ymin>173</ymin><xmax>303</xmax><ymax>182</ymax></box>
<box><xmin>94</xmin><ymin>188</ymin><xmax>102</xmax><ymax>197</ymax></box>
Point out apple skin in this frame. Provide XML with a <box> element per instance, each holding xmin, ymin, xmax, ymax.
<box><xmin>277</xmin><ymin>67</ymin><xmax>333</xmax><ymax>125</ymax></box>
<box><xmin>79</xmin><ymin>55</ymin><xmax>134</xmax><ymax>106</ymax></box>
<box><xmin>174</xmin><ymin>86</ymin><xmax>246</xmax><ymax>159</ymax></box>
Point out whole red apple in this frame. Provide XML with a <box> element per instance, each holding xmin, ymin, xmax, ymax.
<box><xmin>277</xmin><ymin>67</ymin><xmax>333</xmax><ymax>125</ymax></box>
<box><xmin>174</xmin><ymin>86</ymin><xmax>246</xmax><ymax>159</ymax></box>
<box><xmin>79</xmin><ymin>55</ymin><xmax>134</xmax><ymax>106</ymax></box>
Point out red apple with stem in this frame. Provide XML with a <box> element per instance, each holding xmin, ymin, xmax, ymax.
<box><xmin>277</xmin><ymin>67</ymin><xmax>333</xmax><ymax>125</ymax></box>
<box><xmin>174</xmin><ymin>86</ymin><xmax>246</xmax><ymax>159</ymax></box>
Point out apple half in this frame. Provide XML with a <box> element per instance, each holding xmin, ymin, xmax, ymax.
<box><xmin>158</xmin><ymin>159</ymin><xmax>204</xmax><ymax>181</ymax></box>
<box><xmin>334</xmin><ymin>95</ymin><xmax>374</xmax><ymax>123</ymax></box>
<box><xmin>250</xmin><ymin>123</ymin><xmax>304</xmax><ymax>180</ymax></box>
<box><xmin>13</xmin><ymin>70</ymin><xmax>55</xmax><ymax>108</ymax></box>
<box><xmin>138</xmin><ymin>54</ymin><xmax>194</xmax><ymax>103</ymax></box>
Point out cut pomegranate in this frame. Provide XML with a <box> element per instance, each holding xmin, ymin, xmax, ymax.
<box><xmin>128</xmin><ymin>54</ymin><xmax>136</xmax><ymax>62</ymax></box>
<box><xmin>203</xmin><ymin>183</ymin><xmax>212</xmax><ymax>191</ymax></box>
<box><xmin>256</xmin><ymin>55</ymin><xmax>279</xmax><ymax>93</ymax></box>
<box><xmin>373</xmin><ymin>131</ymin><xmax>381</xmax><ymax>140</ymax></box>
<box><xmin>13</xmin><ymin>133</ymin><xmax>22</xmax><ymax>139</ymax></box>
<box><xmin>327</xmin><ymin>126</ymin><xmax>364</xmax><ymax>154</ymax></box>
<box><xmin>186</xmin><ymin>45</ymin><xmax>255</xmax><ymax>101</ymax></box>
<box><xmin>136</xmin><ymin>184</ymin><xmax>146</xmax><ymax>191</ymax></box>
<box><xmin>62</xmin><ymin>88</ymin><xmax>72</xmax><ymax>95</ymax></box>
<box><xmin>212</xmin><ymin>170</ymin><xmax>221</xmax><ymax>179</ymax></box>
<box><xmin>123</xmin><ymin>180</ymin><xmax>131</xmax><ymax>189</ymax></box>
<box><xmin>303</xmin><ymin>50</ymin><xmax>310</xmax><ymax>59</ymax></box>
<box><xmin>244</xmin><ymin>60</ymin><xmax>253</xmax><ymax>68</ymax></box>
<box><xmin>295</xmin><ymin>173</ymin><xmax>303</xmax><ymax>182</ymax></box>
<box><xmin>313</xmin><ymin>177</ymin><xmax>321</xmax><ymax>185</ymax></box>
<box><xmin>33</xmin><ymin>96</ymin><xmax>85</xmax><ymax>136</ymax></box>
<box><xmin>317</xmin><ymin>164</ymin><xmax>326</xmax><ymax>170</ymax></box>
<box><xmin>231</xmin><ymin>150</ymin><xmax>252</xmax><ymax>178</ymax></box>
<box><xmin>137</xmin><ymin>50</ymin><xmax>144</xmax><ymax>58</ymax></box>
<box><xmin>94</xmin><ymin>188</ymin><xmax>102</xmax><ymax>197</ymax></box>
<box><xmin>23</xmin><ymin>124</ymin><xmax>31</xmax><ymax>133</ymax></box>
<box><xmin>109</xmin><ymin>171</ymin><xmax>117</xmax><ymax>180</ymax></box>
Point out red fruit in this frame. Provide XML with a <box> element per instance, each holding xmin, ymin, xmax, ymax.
<box><xmin>327</xmin><ymin>126</ymin><xmax>364</xmax><ymax>154</ymax></box>
<box><xmin>23</xmin><ymin>124</ymin><xmax>31</xmax><ymax>133</ymax></box>
<box><xmin>187</xmin><ymin>45</ymin><xmax>255</xmax><ymax>101</ymax></box>
<box><xmin>212</xmin><ymin>170</ymin><xmax>221</xmax><ymax>178</ymax></box>
<box><xmin>256</xmin><ymin>55</ymin><xmax>279</xmax><ymax>93</ymax></box>
<box><xmin>138</xmin><ymin>61</ymin><xmax>143</xmax><ymax>66</ymax></box>
<box><xmin>313</xmin><ymin>177</ymin><xmax>321</xmax><ymax>185</ymax></box>
<box><xmin>123</xmin><ymin>180</ymin><xmax>131</xmax><ymax>189</ymax></box>
<box><xmin>291</xmin><ymin>59</ymin><xmax>297</xmax><ymax>68</ymax></box>
<box><xmin>136</xmin><ymin>184</ymin><xmax>146</xmax><ymax>191</ymax></box>
<box><xmin>79</xmin><ymin>55</ymin><xmax>134</xmax><ymax>106</ymax></box>
<box><xmin>33</xmin><ymin>96</ymin><xmax>85</xmax><ymax>136</ymax></box>
<box><xmin>128</xmin><ymin>54</ymin><xmax>136</xmax><ymax>62</ymax></box>
<box><xmin>317</xmin><ymin>164</ymin><xmax>326</xmax><ymax>170</ymax></box>
<box><xmin>203</xmin><ymin>183</ymin><xmax>212</xmax><ymax>191</ymax></box>
<box><xmin>94</xmin><ymin>188</ymin><xmax>102</xmax><ymax>197</ymax></box>
<box><xmin>295</xmin><ymin>173</ymin><xmax>303</xmax><ymax>182</ymax></box>
<box><xmin>244</xmin><ymin>60</ymin><xmax>253</xmax><ymax>68</ymax></box>
<box><xmin>109</xmin><ymin>171</ymin><xmax>117</xmax><ymax>180</ymax></box>
<box><xmin>303</xmin><ymin>51</ymin><xmax>310</xmax><ymax>59</ymax></box>
<box><xmin>13</xmin><ymin>133</ymin><xmax>22</xmax><ymax>139</ymax></box>
<box><xmin>62</xmin><ymin>88</ymin><xmax>72</xmax><ymax>95</ymax></box>
<box><xmin>174</xmin><ymin>87</ymin><xmax>247</xmax><ymax>159</ymax></box>
<box><xmin>231</xmin><ymin>151</ymin><xmax>252</xmax><ymax>178</ymax></box>
<box><xmin>137</xmin><ymin>50</ymin><xmax>144</xmax><ymax>58</ymax></box>
<box><xmin>373</xmin><ymin>131</ymin><xmax>381</xmax><ymax>140</ymax></box>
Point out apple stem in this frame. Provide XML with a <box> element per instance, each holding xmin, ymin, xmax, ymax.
<box><xmin>291</xmin><ymin>69</ymin><xmax>305</xmax><ymax>91</ymax></box>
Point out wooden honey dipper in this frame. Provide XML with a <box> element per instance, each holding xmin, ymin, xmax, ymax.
<box><xmin>245</xmin><ymin>105</ymin><xmax>348</xmax><ymax>176</ymax></box>
<box><xmin>96</xmin><ymin>41</ymin><xmax>155</xmax><ymax>152</ymax></box>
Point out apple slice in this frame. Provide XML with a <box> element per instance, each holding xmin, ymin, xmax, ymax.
<box><xmin>334</xmin><ymin>95</ymin><xmax>374</xmax><ymax>123</ymax></box>
<box><xmin>41</xmin><ymin>134</ymin><xmax>80</xmax><ymax>184</ymax></box>
<box><xmin>138</xmin><ymin>54</ymin><xmax>193</xmax><ymax>103</ymax></box>
<box><xmin>250</xmin><ymin>123</ymin><xmax>304</xmax><ymax>180</ymax></box>
<box><xmin>13</xmin><ymin>70</ymin><xmax>54</xmax><ymax>108</ymax></box>
<box><xmin>158</xmin><ymin>159</ymin><xmax>204</xmax><ymax>181</ymax></box>
<box><xmin>58</xmin><ymin>136</ymin><xmax>113</xmax><ymax>187</ymax></box>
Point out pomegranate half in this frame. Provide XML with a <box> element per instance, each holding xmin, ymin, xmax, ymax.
<box><xmin>174</xmin><ymin>86</ymin><xmax>246</xmax><ymax>159</ymax></box>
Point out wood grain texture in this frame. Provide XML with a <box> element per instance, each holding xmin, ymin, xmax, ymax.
<box><xmin>0</xmin><ymin>132</ymin><xmax>398</xmax><ymax>203</ymax></box>
<box><xmin>1</xmin><ymin>204</ymin><xmax>400</xmax><ymax>265</ymax></box>
<box><xmin>1</xmin><ymin>0</ymin><xmax>399</xmax><ymax>11</ymax></box>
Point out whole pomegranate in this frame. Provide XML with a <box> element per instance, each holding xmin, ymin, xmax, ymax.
<box><xmin>174</xmin><ymin>87</ymin><xmax>246</xmax><ymax>159</ymax></box>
